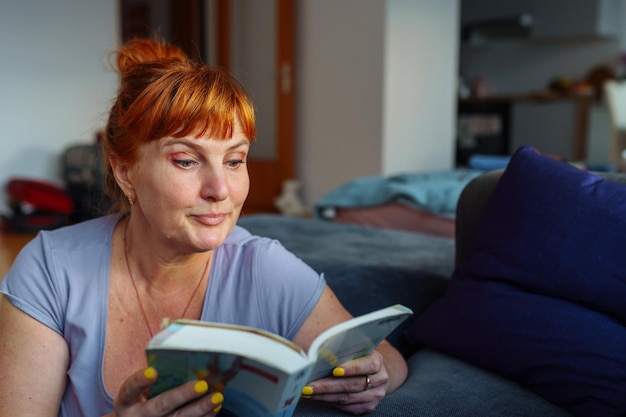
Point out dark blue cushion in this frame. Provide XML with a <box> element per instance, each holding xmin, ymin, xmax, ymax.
<box><xmin>407</xmin><ymin>146</ymin><xmax>626</xmax><ymax>417</ymax></box>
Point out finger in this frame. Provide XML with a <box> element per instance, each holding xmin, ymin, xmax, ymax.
<box><xmin>183</xmin><ymin>390</ymin><xmax>225</xmax><ymax>415</ymax></box>
<box><xmin>306</xmin><ymin>384</ymin><xmax>385</xmax><ymax>413</ymax></box>
<box><xmin>146</xmin><ymin>379</ymin><xmax>216</xmax><ymax>415</ymax></box>
<box><xmin>303</xmin><ymin>358</ymin><xmax>389</xmax><ymax>400</ymax></box>
<box><xmin>332</xmin><ymin>350</ymin><xmax>384</xmax><ymax>378</ymax></box>
<box><xmin>305</xmin><ymin>374</ymin><xmax>380</xmax><ymax>396</ymax></box>
<box><xmin>114</xmin><ymin>367</ymin><xmax>157</xmax><ymax>409</ymax></box>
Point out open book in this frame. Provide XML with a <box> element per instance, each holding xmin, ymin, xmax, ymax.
<box><xmin>146</xmin><ymin>304</ymin><xmax>413</xmax><ymax>417</ymax></box>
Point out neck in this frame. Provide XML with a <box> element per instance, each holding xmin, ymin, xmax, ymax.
<box><xmin>122</xmin><ymin>217</ymin><xmax>211</xmax><ymax>336</ymax></box>
<box><xmin>123</xmin><ymin>217</ymin><xmax>213</xmax><ymax>289</ymax></box>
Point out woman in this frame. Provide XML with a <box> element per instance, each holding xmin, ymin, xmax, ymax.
<box><xmin>0</xmin><ymin>38</ymin><xmax>407</xmax><ymax>417</ymax></box>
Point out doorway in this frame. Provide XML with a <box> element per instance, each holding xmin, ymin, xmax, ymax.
<box><xmin>120</xmin><ymin>0</ymin><xmax>205</xmax><ymax>61</ymax></box>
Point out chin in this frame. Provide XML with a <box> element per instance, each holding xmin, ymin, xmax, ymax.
<box><xmin>198</xmin><ymin>224</ymin><xmax>235</xmax><ymax>248</ymax></box>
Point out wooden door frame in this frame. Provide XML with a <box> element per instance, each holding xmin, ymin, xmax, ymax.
<box><xmin>216</xmin><ymin>0</ymin><xmax>296</xmax><ymax>214</ymax></box>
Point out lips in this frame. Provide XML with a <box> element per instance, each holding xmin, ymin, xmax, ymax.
<box><xmin>193</xmin><ymin>213</ymin><xmax>228</xmax><ymax>226</ymax></box>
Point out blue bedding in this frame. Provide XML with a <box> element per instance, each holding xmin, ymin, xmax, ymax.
<box><xmin>315</xmin><ymin>169</ymin><xmax>484</xmax><ymax>218</ymax></box>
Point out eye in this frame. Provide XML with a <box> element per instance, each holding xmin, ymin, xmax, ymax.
<box><xmin>227</xmin><ymin>159</ymin><xmax>245</xmax><ymax>169</ymax></box>
<box><xmin>173</xmin><ymin>159</ymin><xmax>197</xmax><ymax>168</ymax></box>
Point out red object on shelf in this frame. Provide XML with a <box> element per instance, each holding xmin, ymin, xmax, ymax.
<box><xmin>6</xmin><ymin>178</ymin><xmax>74</xmax><ymax>214</ymax></box>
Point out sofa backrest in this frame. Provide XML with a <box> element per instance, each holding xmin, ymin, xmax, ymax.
<box><xmin>454</xmin><ymin>169</ymin><xmax>626</xmax><ymax>266</ymax></box>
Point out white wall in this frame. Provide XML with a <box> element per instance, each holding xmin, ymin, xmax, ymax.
<box><xmin>297</xmin><ymin>0</ymin><xmax>386</xmax><ymax>204</ymax></box>
<box><xmin>382</xmin><ymin>0</ymin><xmax>458</xmax><ymax>175</ymax></box>
<box><xmin>0</xmin><ymin>0</ymin><xmax>119</xmax><ymax>213</ymax></box>
<box><xmin>298</xmin><ymin>0</ymin><xmax>459</xmax><ymax>204</ymax></box>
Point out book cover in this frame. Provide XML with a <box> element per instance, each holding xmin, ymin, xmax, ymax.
<box><xmin>146</xmin><ymin>304</ymin><xmax>413</xmax><ymax>417</ymax></box>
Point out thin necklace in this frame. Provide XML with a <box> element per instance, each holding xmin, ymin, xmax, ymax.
<box><xmin>123</xmin><ymin>219</ymin><xmax>210</xmax><ymax>337</ymax></box>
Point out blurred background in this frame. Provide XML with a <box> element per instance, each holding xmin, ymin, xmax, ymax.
<box><xmin>1</xmin><ymin>0</ymin><xmax>458</xmax><ymax>216</ymax></box>
<box><xmin>2</xmin><ymin>0</ymin><xmax>626</xmax><ymax>219</ymax></box>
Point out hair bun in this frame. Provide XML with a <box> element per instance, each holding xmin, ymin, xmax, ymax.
<box><xmin>116</xmin><ymin>38</ymin><xmax>188</xmax><ymax>75</ymax></box>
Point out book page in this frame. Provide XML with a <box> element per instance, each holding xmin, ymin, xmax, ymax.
<box><xmin>307</xmin><ymin>304</ymin><xmax>412</xmax><ymax>381</ymax></box>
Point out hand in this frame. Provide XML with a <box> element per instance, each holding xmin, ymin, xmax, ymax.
<box><xmin>301</xmin><ymin>350</ymin><xmax>389</xmax><ymax>415</ymax></box>
<box><xmin>109</xmin><ymin>367</ymin><xmax>225</xmax><ymax>416</ymax></box>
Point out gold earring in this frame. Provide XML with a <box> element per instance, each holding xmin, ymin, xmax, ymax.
<box><xmin>127</xmin><ymin>193</ymin><xmax>134</xmax><ymax>206</ymax></box>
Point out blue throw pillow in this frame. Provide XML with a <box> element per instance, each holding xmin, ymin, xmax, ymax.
<box><xmin>407</xmin><ymin>146</ymin><xmax>626</xmax><ymax>417</ymax></box>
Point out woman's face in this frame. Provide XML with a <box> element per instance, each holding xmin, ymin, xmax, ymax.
<box><xmin>127</xmin><ymin>122</ymin><xmax>250</xmax><ymax>253</ymax></box>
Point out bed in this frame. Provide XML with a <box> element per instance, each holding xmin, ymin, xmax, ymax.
<box><xmin>314</xmin><ymin>169</ymin><xmax>485</xmax><ymax>239</ymax></box>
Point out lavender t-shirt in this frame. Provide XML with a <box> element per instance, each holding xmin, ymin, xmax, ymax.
<box><xmin>0</xmin><ymin>215</ymin><xmax>325</xmax><ymax>417</ymax></box>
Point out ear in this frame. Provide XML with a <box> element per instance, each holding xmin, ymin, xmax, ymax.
<box><xmin>110</xmin><ymin>157</ymin><xmax>135</xmax><ymax>199</ymax></box>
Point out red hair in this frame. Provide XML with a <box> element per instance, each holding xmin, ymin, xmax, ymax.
<box><xmin>103</xmin><ymin>38</ymin><xmax>256</xmax><ymax>212</ymax></box>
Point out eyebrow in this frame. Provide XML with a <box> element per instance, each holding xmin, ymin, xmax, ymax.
<box><xmin>163</xmin><ymin>137</ymin><xmax>250</xmax><ymax>152</ymax></box>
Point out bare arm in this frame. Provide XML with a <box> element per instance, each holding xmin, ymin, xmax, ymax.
<box><xmin>0</xmin><ymin>295</ymin><xmax>69</xmax><ymax>417</ymax></box>
<box><xmin>0</xmin><ymin>295</ymin><xmax>223</xmax><ymax>417</ymax></box>
<box><xmin>293</xmin><ymin>286</ymin><xmax>408</xmax><ymax>414</ymax></box>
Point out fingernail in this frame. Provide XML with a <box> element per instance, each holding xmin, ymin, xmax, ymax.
<box><xmin>143</xmin><ymin>367</ymin><xmax>156</xmax><ymax>380</ymax></box>
<box><xmin>211</xmin><ymin>392</ymin><xmax>224</xmax><ymax>412</ymax></box>
<box><xmin>194</xmin><ymin>380</ymin><xmax>209</xmax><ymax>394</ymax></box>
<box><xmin>301</xmin><ymin>385</ymin><xmax>314</xmax><ymax>397</ymax></box>
<box><xmin>332</xmin><ymin>367</ymin><xmax>345</xmax><ymax>377</ymax></box>
<box><xmin>211</xmin><ymin>392</ymin><xmax>224</xmax><ymax>405</ymax></box>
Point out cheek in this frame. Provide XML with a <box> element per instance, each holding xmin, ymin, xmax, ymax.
<box><xmin>233</xmin><ymin>174</ymin><xmax>250</xmax><ymax>202</ymax></box>
<box><xmin>141</xmin><ymin>171</ymin><xmax>194</xmax><ymax>207</ymax></box>
<box><xmin>163</xmin><ymin>178</ymin><xmax>198</xmax><ymax>204</ymax></box>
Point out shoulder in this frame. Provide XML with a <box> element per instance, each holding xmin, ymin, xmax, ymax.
<box><xmin>223</xmin><ymin>224</ymin><xmax>282</xmax><ymax>254</ymax></box>
<box><xmin>221</xmin><ymin>225</ymin><xmax>324</xmax><ymax>290</ymax></box>
<box><xmin>225</xmin><ymin>224</ymin><xmax>270</xmax><ymax>244</ymax></box>
<box><xmin>6</xmin><ymin>214</ymin><xmax>118</xmax><ymax>290</ymax></box>
<box><xmin>222</xmin><ymin>225</ymin><xmax>299</xmax><ymax>265</ymax></box>
<box><xmin>1</xmin><ymin>215</ymin><xmax>118</xmax><ymax>333</ymax></box>
<box><xmin>211</xmin><ymin>225</ymin><xmax>326</xmax><ymax>338</ymax></box>
<box><xmin>34</xmin><ymin>214</ymin><xmax>119</xmax><ymax>252</ymax></box>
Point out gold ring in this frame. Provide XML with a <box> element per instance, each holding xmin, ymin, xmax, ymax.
<box><xmin>364</xmin><ymin>375</ymin><xmax>372</xmax><ymax>391</ymax></box>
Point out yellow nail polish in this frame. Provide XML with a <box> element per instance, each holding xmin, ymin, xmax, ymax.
<box><xmin>143</xmin><ymin>367</ymin><xmax>156</xmax><ymax>380</ymax></box>
<box><xmin>302</xmin><ymin>385</ymin><xmax>314</xmax><ymax>396</ymax></box>
<box><xmin>213</xmin><ymin>404</ymin><xmax>223</xmax><ymax>413</ymax></box>
<box><xmin>194</xmin><ymin>380</ymin><xmax>209</xmax><ymax>394</ymax></box>
<box><xmin>332</xmin><ymin>367</ymin><xmax>345</xmax><ymax>377</ymax></box>
<box><xmin>211</xmin><ymin>392</ymin><xmax>224</xmax><ymax>405</ymax></box>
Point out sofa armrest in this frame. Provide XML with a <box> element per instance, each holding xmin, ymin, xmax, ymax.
<box><xmin>454</xmin><ymin>170</ymin><xmax>503</xmax><ymax>266</ymax></box>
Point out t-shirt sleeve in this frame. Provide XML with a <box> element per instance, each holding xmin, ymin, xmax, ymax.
<box><xmin>249</xmin><ymin>238</ymin><xmax>326</xmax><ymax>341</ymax></box>
<box><xmin>0</xmin><ymin>232</ymin><xmax>66</xmax><ymax>335</ymax></box>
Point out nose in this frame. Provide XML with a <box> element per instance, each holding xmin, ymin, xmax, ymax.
<box><xmin>200</xmin><ymin>165</ymin><xmax>229</xmax><ymax>202</ymax></box>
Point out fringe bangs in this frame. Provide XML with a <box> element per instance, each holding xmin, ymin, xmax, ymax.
<box><xmin>123</xmin><ymin>67</ymin><xmax>256</xmax><ymax>144</ymax></box>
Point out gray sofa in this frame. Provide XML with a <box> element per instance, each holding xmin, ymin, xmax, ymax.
<box><xmin>237</xmin><ymin>168</ymin><xmax>626</xmax><ymax>417</ymax></box>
